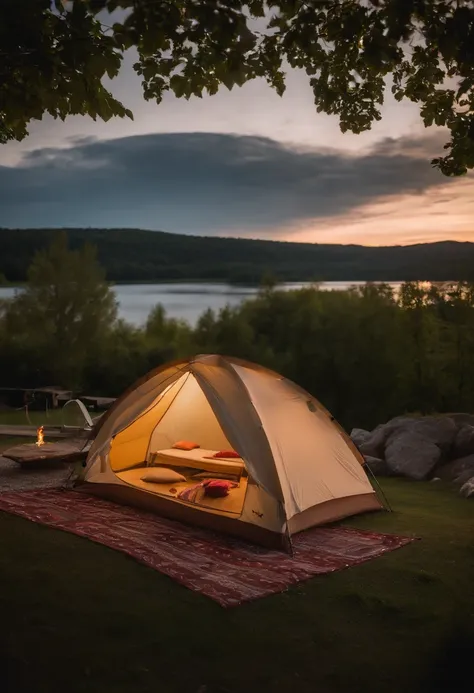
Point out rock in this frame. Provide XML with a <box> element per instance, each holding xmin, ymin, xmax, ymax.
<box><xmin>363</xmin><ymin>456</ymin><xmax>392</xmax><ymax>476</ymax></box>
<box><xmin>350</xmin><ymin>428</ymin><xmax>371</xmax><ymax>448</ymax></box>
<box><xmin>454</xmin><ymin>469</ymin><xmax>474</xmax><ymax>485</ymax></box>
<box><xmin>437</xmin><ymin>454</ymin><xmax>474</xmax><ymax>482</ymax></box>
<box><xmin>452</xmin><ymin>425</ymin><xmax>474</xmax><ymax>458</ymax></box>
<box><xmin>358</xmin><ymin>427</ymin><xmax>387</xmax><ymax>458</ymax></box>
<box><xmin>384</xmin><ymin>431</ymin><xmax>442</xmax><ymax>480</ymax></box>
<box><xmin>359</xmin><ymin>417</ymin><xmax>417</xmax><ymax>458</ymax></box>
<box><xmin>360</xmin><ymin>415</ymin><xmax>457</xmax><ymax>461</ymax></box>
<box><xmin>460</xmin><ymin>477</ymin><xmax>474</xmax><ymax>498</ymax></box>
<box><xmin>446</xmin><ymin>413</ymin><xmax>474</xmax><ymax>429</ymax></box>
<box><xmin>403</xmin><ymin>416</ymin><xmax>457</xmax><ymax>454</ymax></box>
<box><xmin>388</xmin><ymin>415</ymin><xmax>420</xmax><ymax>426</ymax></box>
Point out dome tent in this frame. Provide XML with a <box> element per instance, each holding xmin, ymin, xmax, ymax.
<box><xmin>77</xmin><ymin>355</ymin><xmax>382</xmax><ymax>549</ymax></box>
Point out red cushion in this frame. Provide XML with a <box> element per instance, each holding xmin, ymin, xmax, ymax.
<box><xmin>213</xmin><ymin>450</ymin><xmax>240</xmax><ymax>459</ymax></box>
<box><xmin>203</xmin><ymin>480</ymin><xmax>236</xmax><ymax>498</ymax></box>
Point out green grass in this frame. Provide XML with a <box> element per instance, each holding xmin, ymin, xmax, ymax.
<box><xmin>0</xmin><ymin>406</ymin><xmax>98</xmax><ymax>428</ymax></box>
<box><xmin>0</xmin><ymin>479</ymin><xmax>473</xmax><ymax>693</ymax></box>
<box><xmin>0</xmin><ymin>409</ymin><xmax>68</xmax><ymax>427</ymax></box>
<box><xmin>0</xmin><ymin>436</ymin><xmax>34</xmax><ymax>452</ymax></box>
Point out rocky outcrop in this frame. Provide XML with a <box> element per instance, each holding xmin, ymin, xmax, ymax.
<box><xmin>445</xmin><ymin>413</ymin><xmax>474</xmax><ymax>428</ymax></box>
<box><xmin>358</xmin><ymin>417</ymin><xmax>417</xmax><ymax>458</ymax></box>
<box><xmin>452</xmin><ymin>425</ymin><xmax>474</xmax><ymax>458</ymax></box>
<box><xmin>453</xmin><ymin>468</ymin><xmax>474</xmax><ymax>485</ymax></box>
<box><xmin>363</xmin><ymin>456</ymin><xmax>393</xmax><ymax>476</ymax></box>
<box><xmin>384</xmin><ymin>432</ymin><xmax>442</xmax><ymax>481</ymax></box>
<box><xmin>460</xmin><ymin>478</ymin><xmax>474</xmax><ymax>498</ymax></box>
<box><xmin>437</xmin><ymin>454</ymin><xmax>474</xmax><ymax>483</ymax></box>
<box><xmin>358</xmin><ymin>426</ymin><xmax>390</xmax><ymax>458</ymax></box>
<box><xmin>350</xmin><ymin>428</ymin><xmax>371</xmax><ymax>448</ymax></box>
<box><xmin>361</xmin><ymin>416</ymin><xmax>455</xmax><ymax>480</ymax></box>
<box><xmin>350</xmin><ymin>413</ymin><xmax>474</xmax><ymax>496</ymax></box>
<box><xmin>405</xmin><ymin>417</ymin><xmax>457</xmax><ymax>455</ymax></box>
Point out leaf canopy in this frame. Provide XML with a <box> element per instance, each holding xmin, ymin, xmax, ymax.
<box><xmin>1</xmin><ymin>0</ymin><xmax>473</xmax><ymax>175</ymax></box>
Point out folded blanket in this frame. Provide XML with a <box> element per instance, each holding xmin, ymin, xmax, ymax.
<box><xmin>177</xmin><ymin>483</ymin><xmax>203</xmax><ymax>503</ymax></box>
<box><xmin>202</xmin><ymin>479</ymin><xmax>238</xmax><ymax>498</ymax></box>
<box><xmin>178</xmin><ymin>479</ymin><xmax>239</xmax><ymax>503</ymax></box>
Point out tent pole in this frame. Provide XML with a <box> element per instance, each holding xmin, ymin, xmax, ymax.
<box><xmin>352</xmin><ymin>440</ymin><xmax>393</xmax><ymax>513</ymax></box>
<box><xmin>285</xmin><ymin>528</ymin><xmax>294</xmax><ymax>557</ymax></box>
<box><xmin>362</xmin><ymin>454</ymin><xmax>393</xmax><ymax>513</ymax></box>
<box><xmin>283</xmin><ymin>509</ymin><xmax>295</xmax><ymax>557</ymax></box>
<box><xmin>365</xmin><ymin>463</ymin><xmax>393</xmax><ymax>512</ymax></box>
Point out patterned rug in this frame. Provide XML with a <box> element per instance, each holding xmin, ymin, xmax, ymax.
<box><xmin>0</xmin><ymin>489</ymin><xmax>415</xmax><ymax>607</ymax></box>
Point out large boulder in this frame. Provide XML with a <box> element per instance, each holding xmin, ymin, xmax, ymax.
<box><xmin>460</xmin><ymin>477</ymin><xmax>474</xmax><ymax>498</ymax></box>
<box><xmin>350</xmin><ymin>428</ymin><xmax>371</xmax><ymax>448</ymax></box>
<box><xmin>358</xmin><ymin>426</ymin><xmax>388</xmax><ymax>458</ymax></box>
<box><xmin>437</xmin><ymin>454</ymin><xmax>474</xmax><ymax>483</ymax></box>
<box><xmin>384</xmin><ymin>431</ymin><xmax>442</xmax><ymax>480</ymax></box>
<box><xmin>363</xmin><ymin>456</ymin><xmax>392</xmax><ymax>476</ymax></box>
<box><xmin>445</xmin><ymin>413</ymin><xmax>474</xmax><ymax>429</ymax></box>
<box><xmin>358</xmin><ymin>416</ymin><xmax>418</xmax><ymax>458</ymax></box>
<box><xmin>360</xmin><ymin>415</ymin><xmax>457</xmax><ymax>465</ymax></box>
<box><xmin>454</xmin><ymin>468</ymin><xmax>474</xmax><ymax>485</ymax></box>
<box><xmin>452</xmin><ymin>425</ymin><xmax>474</xmax><ymax>458</ymax></box>
<box><xmin>402</xmin><ymin>416</ymin><xmax>457</xmax><ymax>455</ymax></box>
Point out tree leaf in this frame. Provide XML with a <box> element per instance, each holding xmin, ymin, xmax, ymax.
<box><xmin>169</xmin><ymin>74</ymin><xmax>187</xmax><ymax>99</ymax></box>
<box><xmin>1</xmin><ymin>0</ymin><xmax>473</xmax><ymax>176</ymax></box>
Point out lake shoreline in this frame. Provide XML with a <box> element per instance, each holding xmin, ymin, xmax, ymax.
<box><xmin>0</xmin><ymin>280</ymin><xmax>407</xmax><ymax>328</ymax></box>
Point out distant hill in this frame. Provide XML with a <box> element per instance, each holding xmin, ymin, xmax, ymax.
<box><xmin>1</xmin><ymin>227</ymin><xmax>473</xmax><ymax>283</ymax></box>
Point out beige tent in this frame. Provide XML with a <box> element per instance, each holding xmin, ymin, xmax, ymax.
<box><xmin>77</xmin><ymin>355</ymin><xmax>382</xmax><ymax>549</ymax></box>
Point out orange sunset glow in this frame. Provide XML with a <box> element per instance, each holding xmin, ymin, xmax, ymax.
<box><xmin>285</xmin><ymin>177</ymin><xmax>474</xmax><ymax>246</ymax></box>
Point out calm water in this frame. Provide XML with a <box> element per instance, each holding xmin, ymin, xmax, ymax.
<box><xmin>0</xmin><ymin>281</ymin><xmax>402</xmax><ymax>327</ymax></box>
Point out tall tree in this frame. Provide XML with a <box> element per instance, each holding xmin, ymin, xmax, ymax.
<box><xmin>1</xmin><ymin>232</ymin><xmax>117</xmax><ymax>387</ymax></box>
<box><xmin>427</xmin><ymin>282</ymin><xmax>474</xmax><ymax>408</ymax></box>
<box><xmin>1</xmin><ymin>1</ymin><xmax>473</xmax><ymax>175</ymax></box>
<box><xmin>397</xmin><ymin>281</ymin><xmax>445</xmax><ymax>413</ymax></box>
<box><xmin>144</xmin><ymin>304</ymin><xmax>193</xmax><ymax>365</ymax></box>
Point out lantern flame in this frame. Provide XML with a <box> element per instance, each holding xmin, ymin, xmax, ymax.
<box><xmin>36</xmin><ymin>426</ymin><xmax>45</xmax><ymax>447</ymax></box>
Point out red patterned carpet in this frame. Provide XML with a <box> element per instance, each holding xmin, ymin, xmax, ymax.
<box><xmin>0</xmin><ymin>489</ymin><xmax>415</xmax><ymax>607</ymax></box>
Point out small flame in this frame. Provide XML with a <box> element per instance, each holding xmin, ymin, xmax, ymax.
<box><xmin>36</xmin><ymin>425</ymin><xmax>45</xmax><ymax>447</ymax></box>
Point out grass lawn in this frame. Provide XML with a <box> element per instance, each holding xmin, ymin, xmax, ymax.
<box><xmin>0</xmin><ymin>408</ymin><xmax>64</xmax><ymax>427</ymax></box>
<box><xmin>0</xmin><ymin>406</ymin><xmax>101</xmax><ymax>428</ymax></box>
<box><xmin>0</xmin><ymin>479</ymin><xmax>473</xmax><ymax>693</ymax></box>
<box><xmin>0</xmin><ymin>436</ymin><xmax>33</xmax><ymax>452</ymax></box>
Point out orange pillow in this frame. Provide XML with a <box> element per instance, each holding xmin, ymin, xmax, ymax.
<box><xmin>213</xmin><ymin>450</ymin><xmax>240</xmax><ymax>459</ymax></box>
<box><xmin>172</xmin><ymin>441</ymin><xmax>200</xmax><ymax>451</ymax></box>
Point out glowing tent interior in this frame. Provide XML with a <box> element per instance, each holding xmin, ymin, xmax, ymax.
<box><xmin>77</xmin><ymin>355</ymin><xmax>383</xmax><ymax>549</ymax></box>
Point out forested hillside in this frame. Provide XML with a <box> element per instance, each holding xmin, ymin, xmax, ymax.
<box><xmin>3</xmin><ymin>234</ymin><xmax>474</xmax><ymax>431</ymax></box>
<box><xmin>1</xmin><ymin>228</ymin><xmax>473</xmax><ymax>283</ymax></box>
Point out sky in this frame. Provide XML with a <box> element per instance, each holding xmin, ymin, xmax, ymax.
<box><xmin>1</xmin><ymin>46</ymin><xmax>472</xmax><ymax>246</ymax></box>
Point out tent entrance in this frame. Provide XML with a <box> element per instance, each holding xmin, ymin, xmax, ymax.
<box><xmin>109</xmin><ymin>372</ymin><xmax>249</xmax><ymax>517</ymax></box>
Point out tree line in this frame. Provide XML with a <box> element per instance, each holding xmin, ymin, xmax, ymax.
<box><xmin>2</xmin><ymin>228</ymin><xmax>474</xmax><ymax>284</ymax></box>
<box><xmin>1</xmin><ymin>233</ymin><xmax>474</xmax><ymax>432</ymax></box>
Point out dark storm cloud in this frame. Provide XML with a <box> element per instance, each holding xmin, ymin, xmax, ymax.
<box><xmin>0</xmin><ymin>131</ymin><xmax>454</xmax><ymax>235</ymax></box>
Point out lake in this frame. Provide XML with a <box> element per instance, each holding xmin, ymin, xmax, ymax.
<box><xmin>0</xmin><ymin>281</ymin><xmax>402</xmax><ymax>327</ymax></box>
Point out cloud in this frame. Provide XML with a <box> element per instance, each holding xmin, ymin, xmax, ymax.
<box><xmin>288</xmin><ymin>178</ymin><xmax>474</xmax><ymax>246</ymax></box>
<box><xmin>0</xmin><ymin>131</ymin><xmax>466</xmax><ymax>237</ymax></box>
